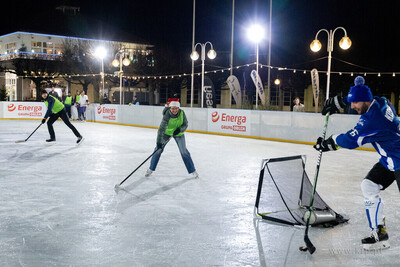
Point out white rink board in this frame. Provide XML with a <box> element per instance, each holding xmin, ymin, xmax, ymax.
<box><xmin>1</xmin><ymin>101</ymin><xmax>362</xmax><ymax>144</ymax></box>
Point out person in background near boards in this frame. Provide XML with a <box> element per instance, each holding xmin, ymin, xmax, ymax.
<box><xmin>63</xmin><ymin>91</ymin><xmax>74</xmax><ymax>119</ymax></box>
<box><xmin>77</xmin><ymin>91</ymin><xmax>89</xmax><ymax>121</ymax></box>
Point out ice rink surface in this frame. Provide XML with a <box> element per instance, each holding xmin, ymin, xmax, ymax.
<box><xmin>1</xmin><ymin>120</ymin><xmax>399</xmax><ymax>266</ymax></box>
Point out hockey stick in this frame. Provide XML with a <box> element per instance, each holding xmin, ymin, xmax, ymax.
<box><xmin>300</xmin><ymin>112</ymin><xmax>330</xmax><ymax>254</ymax></box>
<box><xmin>114</xmin><ymin>137</ymin><xmax>172</xmax><ymax>190</ymax></box>
<box><xmin>15</xmin><ymin>122</ymin><xmax>44</xmax><ymax>143</ymax></box>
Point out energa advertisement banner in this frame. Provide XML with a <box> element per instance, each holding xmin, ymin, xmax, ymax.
<box><xmin>4</xmin><ymin>102</ymin><xmax>46</xmax><ymax>118</ymax></box>
<box><xmin>207</xmin><ymin>109</ymin><xmax>251</xmax><ymax>135</ymax></box>
<box><xmin>95</xmin><ymin>104</ymin><xmax>119</xmax><ymax>122</ymax></box>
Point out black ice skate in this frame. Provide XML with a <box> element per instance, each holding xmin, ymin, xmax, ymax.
<box><xmin>46</xmin><ymin>138</ymin><xmax>56</xmax><ymax>143</ymax></box>
<box><xmin>362</xmin><ymin>225</ymin><xmax>390</xmax><ymax>250</ymax></box>
<box><xmin>76</xmin><ymin>136</ymin><xmax>85</xmax><ymax>145</ymax></box>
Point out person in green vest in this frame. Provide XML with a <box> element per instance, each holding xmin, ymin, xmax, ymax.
<box><xmin>41</xmin><ymin>90</ymin><xmax>84</xmax><ymax>144</ymax></box>
<box><xmin>63</xmin><ymin>91</ymin><xmax>74</xmax><ymax>119</ymax></box>
<box><xmin>145</xmin><ymin>101</ymin><xmax>198</xmax><ymax>178</ymax></box>
<box><xmin>75</xmin><ymin>91</ymin><xmax>81</xmax><ymax>120</ymax></box>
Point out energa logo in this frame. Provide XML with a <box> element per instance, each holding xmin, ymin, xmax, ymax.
<box><xmin>212</xmin><ymin>111</ymin><xmax>220</xmax><ymax>122</ymax></box>
<box><xmin>8</xmin><ymin>104</ymin><xmax>16</xmax><ymax>112</ymax></box>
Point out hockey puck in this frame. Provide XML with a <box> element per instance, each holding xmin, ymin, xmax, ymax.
<box><xmin>299</xmin><ymin>246</ymin><xmax>308</xmax><ymax>251</ymax></box>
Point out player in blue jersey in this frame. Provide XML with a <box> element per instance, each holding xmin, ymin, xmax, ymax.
<box><xmin>314</xmin><ymin>76</ymin><xmax>400</xmax><ymax>250</ymax></box>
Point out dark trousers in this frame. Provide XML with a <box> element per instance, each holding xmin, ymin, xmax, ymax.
<box><xmin>365</xmin><ymin>162</ymin><xmax>400</xmax><ymax>191</ymax></box>
<box><xmin>47</xmin><ymin>109</ymin><xmax>81</xmax><ymax>140</ymax></box>
<box><xmin>76</xmin><ymin>104</ymin><xmax>81</xmax><ymax>119</ymax></box>
<box><xmin>65</xmin><ymin>105</ymin><xmax>71</xmax><ymax>118</ymax></box>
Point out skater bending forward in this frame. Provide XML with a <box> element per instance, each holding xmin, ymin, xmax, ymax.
<box><xmin>41</xmin><ymin>90</ymin><xmax>84</xmax><ymax>144</ymax></box>
<box><xmin>145</xmin><ymin>101</ymin><xmax>198</xmax><ymax>178</ymax></box>
<box><xmin>314</xmin><ymin>76</ymin><xmax>400</xmax><ymax>250</ymax></box>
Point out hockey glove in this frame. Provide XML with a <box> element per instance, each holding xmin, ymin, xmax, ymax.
<box><xmin>41</xmin><ymin>118</ymin><xmax>46</xmax><ymax>124</ymax></box>
<box><xmin>173</xmin><ymin>128</ymin><xmax>181</xmax><ymax>136</ymax></box>
<box><xmin>313</xmin><ymin>136</ymin><xmax>338</xmax><ymax>152</ymax></box>
<box><xmin>322</xmin><ymin>95</ymin><xmax>345</xmax><ymax>115</ymax></box>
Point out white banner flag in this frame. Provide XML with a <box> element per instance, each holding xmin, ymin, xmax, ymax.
<box><xmin>250</xmin><ymin>70</ymin><xmax>266</xmax><ymax>105</ymax></box>
<box><xmin>226</xmin><ymin>75</ymin><xmax>242</xmax><ymax>107</ymax></box>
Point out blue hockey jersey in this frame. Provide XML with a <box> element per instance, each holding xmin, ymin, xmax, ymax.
<box><xmin>333</xmin><ymin>97</ymin><xmax>400</xmax><ymax>171</ymax></box>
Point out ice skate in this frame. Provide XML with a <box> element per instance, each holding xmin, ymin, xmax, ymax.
<box><xmin>145</xmin><ymin>169</ymin><xmax>153</xmax><ymax>177</ymax></box>
<box><xmin>190</xmin><ymin>171</ymin><xmax>199</xmax><ymax>179</ymax></box>
<box><xmin>46</xmin><ymin>138</ymin><xmax>56</xmax><ymax>143</ymax></box>
<box><xmin>362</xmin><ymin>225</ymin><xmax>390</xmax><ymax>250</ymax></box>
<box><xmin>76</xmin><ymin>136</ymin><xmax>85</xmax><ymax>145</ymax></box>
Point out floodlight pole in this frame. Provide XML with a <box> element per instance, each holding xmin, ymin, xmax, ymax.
<box><xmin>192</xmin><ymin>41</ymin><xmax>215</xmax><ymax>108</ymax></box>
<box><xmin>256</xmin><ymin>42</ymin><xmax>259</xmax><ymax>109</ymax></box>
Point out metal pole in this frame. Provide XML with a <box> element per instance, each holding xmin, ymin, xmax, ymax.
<box><xmin>201</xmin><ymin>44</ymin><xmax>205</xmax><ymax>108</ymax></box>
<box><xmin>191</xmin><ymin>0</ymin><xmax>196</xmax><ymax>107</ymax></box>
<box><xmin>256</xmin><ymin>42</ymin><xmax>259</xmax><ymax>109</ymax></box>
<box><xmin>119</xmin><ymin>52</ymin><xmax>123</xmax><ymax>105</ymax></box>
<box><xmin>230</xmin><ymin>0</ymin><xmax>235</xmax><ymax>76</ymax></box>
<box><xmin>326</xmin><ymin>50</ymin><xmax>332</xmax><ymax>100</ymax></box>
<box><xmin>101</xmin><ymin>58</ymin><xmax>105</xmax><ymax>99</ymax></box>
<box><xmin>325</xmin><ymin>29</ymin><xmax>334</xmax><ymax>100</ymax></box>
<box><xmin>267</xmin><ymin>0</ymin><xmax>272</xmax><ymax>104</ymax></box>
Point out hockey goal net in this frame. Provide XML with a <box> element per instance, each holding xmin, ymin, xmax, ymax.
<box><xmin>254</xmin><ymin>155</ymin><xmax>348</xmax><ymax>226</ymax></box>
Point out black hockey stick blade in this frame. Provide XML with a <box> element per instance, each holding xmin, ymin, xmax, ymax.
<box><xmin>15</xmin><ymin>122</ymin><xmax>44</xmax><ymax>143</ymax></box>
<box><xmin>114</xmin><ymin>137</ymin><xmax>172</xmax><ymax>190</ymax></box>
<box><xmin>304</xmin><ymin>235</ymin><xmax>316</xmax><ymax>254</ymax></box>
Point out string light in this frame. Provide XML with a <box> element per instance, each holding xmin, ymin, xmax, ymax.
<box><xmin>14</xmin><ymin>62</ymin><xmax>400</xmax><ymax>80</ymax></box>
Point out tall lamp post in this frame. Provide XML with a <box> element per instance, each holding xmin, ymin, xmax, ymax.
<box><xmin>94</xmin><ymin>46</ymin><xmax>107</xmax><ymax>100</ymax></box>
<box><xmin>112</xmin><ymin>48</ymin><xmax>131</xmax><ymax>105</ymax></box>
<box><xmin>190</xmin><ymin>42</ymin><xmax>216</xmax><ymax>108</ymax></box>
<box><xmin>247</xmin><ymin>24</ymin><xmax>265</xmax><ymax>109</ymax></box>
<box><xmin>310</xmin><ymin>27</ymin><xmax>351</xmax><ymax>100</ymax></box>
<box><xmin>274</xmin><ymin>78</ymin><xmax>282</xmax><ymax>110</ymax></box>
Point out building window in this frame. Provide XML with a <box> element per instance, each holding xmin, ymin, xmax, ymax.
<box><xmin>43</xmin><ymin>49</ymin><xmax>53</xmax><ymax>54</ymax></box>
<box><xmin>31</xmin><ymin>41</ymin><xmax>42</xmax><ymax>47</ymax></box>
<box><xmin>54</xmin><ymin>43</ymin><xmax>63</xmax><ymax>54</ymax></box>
<box><xmin>31</xmin><ymin>41</ymin><xmax>42</xmax><ymax>53</ymax></box>
<box><xmin>6</xmin><ymin>42</ymin><xmax>16</xmax><ymax>53</ymax></box>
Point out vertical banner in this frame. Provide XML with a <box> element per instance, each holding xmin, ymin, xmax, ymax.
<box><xmin>250</xmin><ymin>70</ymin><xmax>266</xmax><ymax>105</ymax></box>
<box><xmin>226</xmin><ymin>75</ymin><xmax>242</xmax><ymax>107</ymax></box>
<box><xmin>204</xmin><ymin>76</ymin><xmax>216</xmax><ymax>108</ymax></box>
<box><xmin>311</xmin><ymin>68</ymin><xmax>319</xmax><ymax>113</ymax></box>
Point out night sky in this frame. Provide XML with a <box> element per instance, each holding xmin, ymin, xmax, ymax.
<box><xmin>2</xmin><ymin>0</ymin><xmax>400</xmax><ymax>95</ymax></box>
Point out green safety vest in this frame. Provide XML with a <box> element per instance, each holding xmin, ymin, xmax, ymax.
<box><xmin>76</xmin><ymin>95</ymin><xmax>81</xmax><ymax>102</ymax></box>
<box><xmin>64</xmin><ymin>96</ymin><xmax>72</xmax><ymax>105</ymax></box>
<box><xmin>45</xmin><ymin>95</ymin><xmax>64</xmax><ymax>114</ymax></box>
<box><xmin>165</xmin><ymin>110</ymin><xmax>184</xmax><ymax>136</ymax></box>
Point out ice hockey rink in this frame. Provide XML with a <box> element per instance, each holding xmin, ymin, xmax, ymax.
<box><xmin>1</xmin><ymin>119</ymin><xmax>399</xmax><ymax>266</ymax></box>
